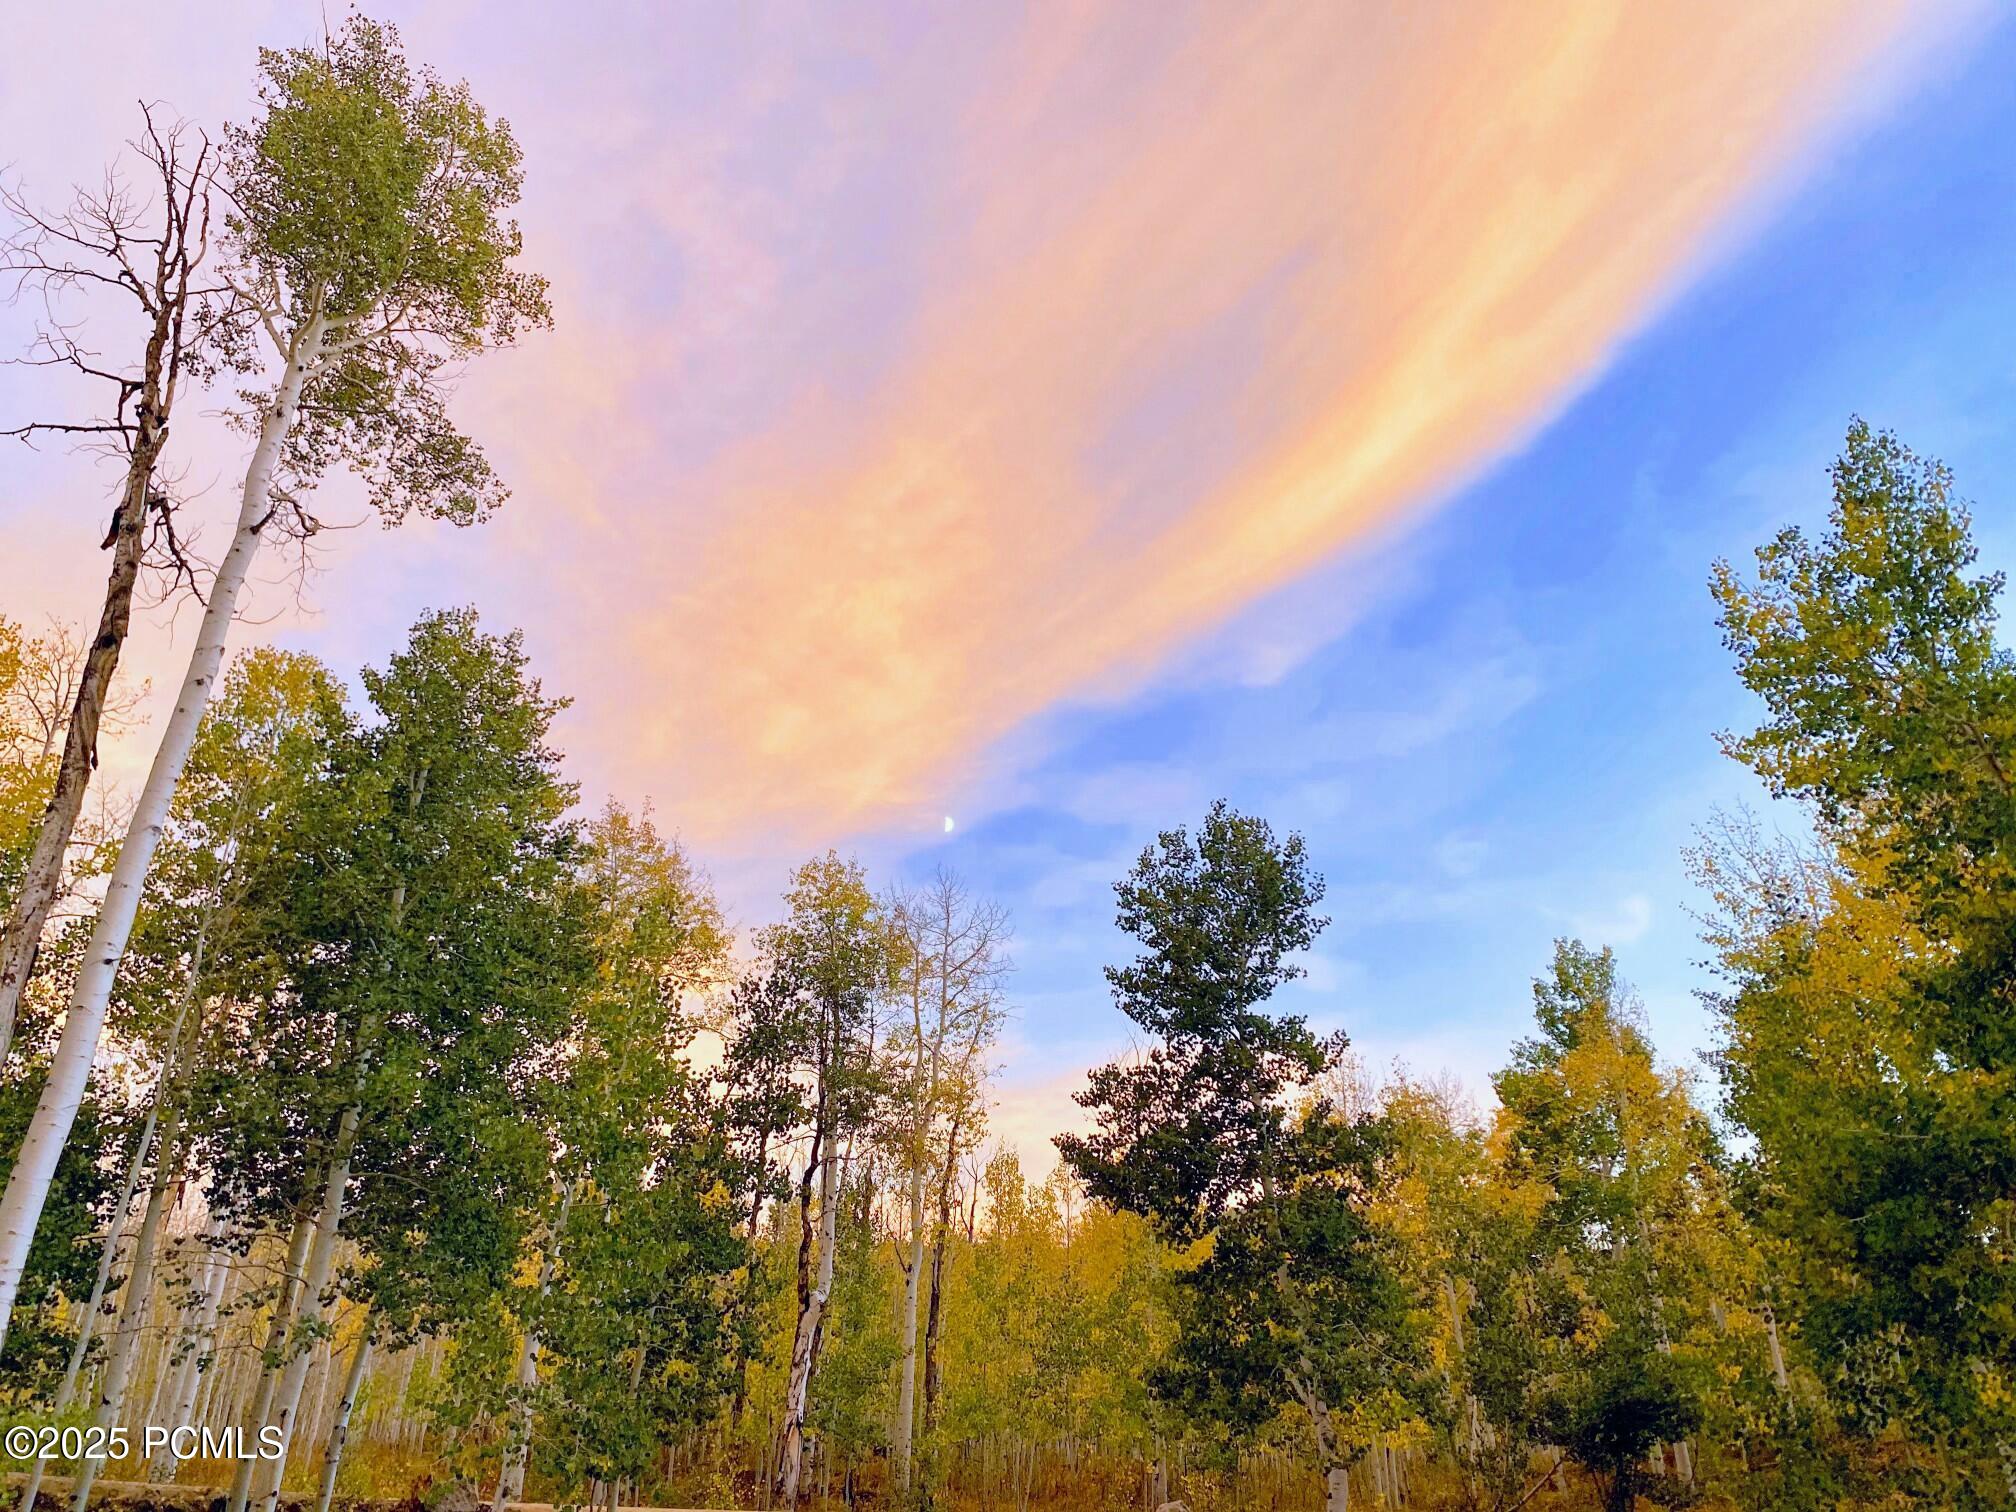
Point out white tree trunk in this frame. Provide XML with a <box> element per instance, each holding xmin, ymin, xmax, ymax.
<box><xmin>1293</xmin><ymin>1371</ymin><xmax>1349</xmax><ymax>1512</ymax></box>
<box><xmin>151</xmin><ymin>1237</ymin><xmax>226</xmax><ymax>1480</ymax></box>
<box><xmin>72</xmin><ymin>1103</ymin><xmax>184</xmax><ymax>1510</ymax></box>
<box><xmin>494</xmin><ymin>1328</ymin><xmax>541</xmax><ymax>1510</ymax></box>
<box><xmin>312</xmin><ymin>1313</ymin><xmax>374</xmax><ymax>1512</ymax></box>
<box><xmin>0</xmin><ymin>329</ymin><xmax>320</xmax><ymax>1355</ymax></box>
<box><xmin>228</xmin><ymin>1216</ymin><xmax>317</xmax><ymax>1512</ymax></box>
<box><xmin>254</xmin><ymin>1101</ymin><xmax>359</xmax><ymax>1512</ymax></box>
<box><xmin>57</xmin><ymin>1122</ymin><xmax>150</xmax><ymax>1391</ymax></box>
<box><xmin>15</xmin><ymin>1063</ymin><xmax>170</xmax><ymax>1512</ymax></box>
<box><xmin>777</xmin><ymin>1147</ymin><xmax>840</xmax><ymax>1507</ymax></box>
<box><xmin>892</xmin><ymin>1155</ymin><xmax>925</xmax><ymax>1493</ymax></box>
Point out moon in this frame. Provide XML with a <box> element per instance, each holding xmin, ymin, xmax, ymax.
<box><xmin>942</xmin><ymin>816</ymin><xmax>956</xmax><ymax>833</ymax></box>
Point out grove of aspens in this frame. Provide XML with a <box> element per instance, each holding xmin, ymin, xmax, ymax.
<box><xmin>1</xmin><ymin>15</ymin><xmax>2012</xmax><ymax>1512</ymax></box>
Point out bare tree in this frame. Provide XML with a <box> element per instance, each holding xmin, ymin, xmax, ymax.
<box><xmin>0</xmin><ymin>105</ymin><xmax>218</xmax><ymax>1068</ymax></box>
<box><xmin>888</xmin><ymin>871</ymin><xmax>1009</xmax><ymax>1497</ymax></box>
<box><xmin>0</xmin><ymin>618</ymin><xmax>150</xmax><ymax>765</ymax></box>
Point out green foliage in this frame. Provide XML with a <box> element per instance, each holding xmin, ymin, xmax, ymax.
<box><xmin>217</xmin><ymin>13</ymin><xmax>552</xmax><ymax>526</ymax></box>
<box><xmin>530</xmin><ymin>1128</ymin><xmax>745</xmax><ymax>1492</ymax></box>
<box><xmin>119</xmin><ymin>648</ymin><xmax>350</xmax><ymax>1060</ymax></box>
<box><xmin>10</xmin><ymin>411</ymin><xmax>2015</xmax><ymax>1512</ymax></box>
<box><xmin>1712</xmin><ymin>418</ymin><xmax>2014</xmax><ymax>902</ymax></box>
<box><xmin>0</xmin><ymin>618</ymin><xmax>56</xmax><ymax>900</ymax></box>
<box><xmin>228</xmin><ymin>15</ymin><xmax>546</xmax><ymax>333</ymax></box>
<box><xmin>940</xmin><ymin>1156</ymin><xmax>1168</xmax><ymax>1461</ymax></box>
<box><xmin>0</xmin><ymin>1076</ymin><xmax>119</xmax><ymax>1399</ymax></box>
<box><xmin>506</xmin><ymin>804</ymin><xmax>742</xmax><ymax>1495</ymax></box>
<box><xmin>190</xmin><ymin>610</ymin><xmax>585</xmax><ymax>1354</ymax></box>
<box><xmin>1061</xmin><ymin>801</ymin><xmax>1432</xmax><ymax>1486</ymax></box>
<box><xmin>807</xmin><ymin>1176</ymin><xmax>899</xmax><ymax>1474</ymax></box>
<box><xmin>1059</xmin><ymin>800</ymin><xmax>1335</xmax><ymax>1243</ymax></box>
<box><xmin>1549</xmin><ymin>1348</ymin><xmax>1700</xmax><ymax>1512</ymax></box>
<box><xmin>1484</xmin><ymin>941</ymin><xmax>1734</xmax><ymax>1507</ymax></box>
<box><xmin>1711</xmin><ymin>421</ymin><xmax>2016</xmax><ymax>1499</ymax></box>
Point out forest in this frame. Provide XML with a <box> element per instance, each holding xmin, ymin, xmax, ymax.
<box><xmin>2</xmin><ymin>15</ymin><xmax>2014</xmax><ymax>1512</ymax></box>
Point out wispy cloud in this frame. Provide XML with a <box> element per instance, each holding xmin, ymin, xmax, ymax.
<box><xmin>543</xmin><ymin>0</ymin><xmax>1972</xmax><ymax>841</ymax></box>
<box><xmin>0</xmin><ymin>1</ymin><xmax>1979</xmax><ymax>852</ymax></box>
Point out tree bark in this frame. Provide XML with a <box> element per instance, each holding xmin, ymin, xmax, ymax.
<box><xmin>150</xmin><ymin>1235</ymin><xmax>226</xmax><ymax>1480</ymax></box>
<box><xmin>253</xmin><ymin>1095</ymin><xmax>359</xmax><ymax>1512</ymax></box>
<box><xmin>776</xmin><ymin>1140</ymin><xmax>839</xmax><ymax>1507</ymax></box>
<box><xmin>0</xmin><ymin>450</ymin><xmax>153</xmax><ymax>1067</ymax></box>
<box><xmin>1763</xmin><ymin>1295</ymin><xmax>1789</xmax><ymax>1393</ymax></box>
<box><xmin>15</xmin><ymin>1109</ymin><xmax>153</xmax><ymax>1512</ymax></box>
<box><xmin>892</xmin><ymin>1152</ymin><xmax>926</xmax><ymax>1495</ymax></box>
<box><xmin>227</xmin><ymin>1214</ymin><xmax>317</xmax><ymax>1512</ymax></box>
<box><xmin>73</xmin><ymin>931</ymin><xmax>209</xmax><ymax>1508</ymax></box>
<box><xmin>312</xmin><ymin>1312</ymin><xmax>374</xmax><ymax>1512</ymax></box>
<box><xmin>0</xmin><ymin>320</ymin><xmax>323</xmax><ymax>1355</ymax></box>
<box><xmin>922</xmin><ymin>1110</ymin><xmax>962</xmax><ymax>1436</ymax></box>
<box><xmin>0</xmin><ymin>217</ymin><xmax>190</xmax><ymax>1068</ymax></box>
<box><xmin>728</xmin><ymin>1123</ymin><xmax>770</xmax><ymax>1434</ymax></box>
<box><xmin>1290</xmin><ymin>1368</ymin><xmax>1349</xmax><ymax>1512</ymax></box>
<box><xmin>72</xmin><ymin>1101</ymin><xmax>184</xmax><ymax>1510</ymax></box>
<box><xmin>891</xmin><ymin>948</ymin><xmax>950</xmax><ymax>1500</ymax></box>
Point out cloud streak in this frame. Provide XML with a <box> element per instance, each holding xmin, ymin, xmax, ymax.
<box><xmin>546</xmin><ymin>0</ymin><xmax>1974</xmax><ymax>842</ymax></box>
<box><xmin>0</xmin><ymin>1</ymin><xmax>1980</xmax><ymax>853</ymax></box>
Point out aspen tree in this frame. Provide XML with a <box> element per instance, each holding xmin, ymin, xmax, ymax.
<box><xmin>494</xmin><ymin>803</ymin><xmax>731</xmax><ymax>1504</ymax></box>
<box><xmin>214</xmin><ymin>611</ymin><xmax>578</xmax><ymax>1512</ymax></box>
<box><xmin>756</xmin><ymin>856</ymin><xmax>895</xmax><ymax>1507</ymax></box>
<box><xmin>1710</xmin><ymin>422</ymin><xmax>2016</xmax><ymax>1500</ymax></box>
<box><xmin>886</xmin><ymin>872</ymin><xmax>1007</xmax><ymax>1499</ymax></box>
<box><xmin>0</xmin><ymin>14</ymin><xmax>548</xmax><ymax>1352</ymax></box>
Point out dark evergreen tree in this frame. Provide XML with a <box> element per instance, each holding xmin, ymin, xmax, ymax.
<box><xmin>1060</xmin><ymin>801</ymin><xmax>1430</xmax><ymax>1511</ymax></box>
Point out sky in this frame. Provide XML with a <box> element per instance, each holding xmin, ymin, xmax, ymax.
<box><xmin>4</xmin><ymin>2</ymin><xmax>2015</xmax><ymax>1167</ymax></box>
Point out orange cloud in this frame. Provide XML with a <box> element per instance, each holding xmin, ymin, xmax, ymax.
<box><xmin>1</xmin><ymin>2</ymin><xmax>1977</xmax><ymax>849</ymax></box>
<box><xmin>572</xmin><ymin>0</ymin><xmax>1973</xmax><ymax>843</ymax></box>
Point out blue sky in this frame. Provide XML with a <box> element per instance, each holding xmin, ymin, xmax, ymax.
<box><xmin>5</xmin><ymin>3</ymin><xmax>2011</xmax><ymax>1162</ymax></box>
<box><xmin>900</xmin><ymin>13</ymin><xmax>2016</xmax><ymax>1143</ymax></box>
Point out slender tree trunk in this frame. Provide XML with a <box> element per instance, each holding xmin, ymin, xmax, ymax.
<box><xmin>0</xmin><ymin>308</ymin><xmax>178</xmax><ymax>1068</ymax></box>
<box><xmin>307</xmin><ymin>1337</ymin><xmax>336</xmax><ymax>1459</ymax></box>
<box><xmin>254</xmin><ymin>1096</ymin><xmax>360</xmax><ymax>1512</ymax></box>
<box><xmin>776</xmin><ymin>1140</ymin><xmax>839</xmax><ymax>1507</ymax></box>
<box><xmin>1629</xmin><ymin>1215</ymin><xmax>1695</xmax><ymax>1489</ymax></box>
<box><xmin>312</xmin><ymin>1311</ymin><xmax>374</xmax><ymax>1512</ymax></box>
<box><xmin>892</xmin><ymin>960</ymin><xmax>946</xmax><ymax>1500</ymax></box>
<box><xmin>58</xmin><ymin>1120</ymin><xmax>151</xmax><ymax>1386</ymax></box>
<box><xmin>1763</xmin><ymin>1295</ymin><xmax>1789</xmax><ymax>1393</ymax></box>
<box><xmin>922</xmin><ymin>1112</ymin><xmax>961</xmax><ymax>1436</ymax></box>
<box><xmin>1293</xmin><ymin>1372</ymin><xmax>1350</xmax><ymax>1512</ymax></box>
<box><xmin>151</xmin><ymin>1235</ymin><xmax>226</xmax><ymax>1480</ymax></box>
<box><xmin>72</xmin><ymin>1102</ymin><xmax>184</xmax><ymax>1510</ymax></box>
<box><xmin>15</xmin><ymin>1061</ymin><xmax>173</xmax><ymax>1512</ymax></box>
<box><xmin>0</xmin><ymin>323</ymin><xmax>322</xmax><ymax>1355</ymax></box>
<box><xmin>728</xmin><ymin>1124</ymin><xmax>770</xmax><ymax>1434</ymax></box>
<box><xmin>74</xmin><ymin>927</ymin><xmax>208</xmax><ymax>1430</ymax></box>
<box><xmin>494</xmin><ymin>1179</ymin><xmax>577</xmax><ymax>1512</ymax></box>
<box><xmin>892</xmin><ymin>1154</ymin><xmax>926</xmax><ymax>1495</ymax></box>
<box><xmin>228</xmin><ymin>1214</ymin><xmax>317</xmax><ymax>1512</ymax></box>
